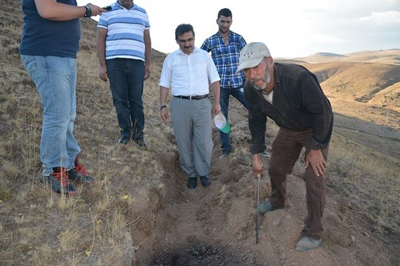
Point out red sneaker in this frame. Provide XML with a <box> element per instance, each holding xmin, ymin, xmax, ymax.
<box><xmin>40</xmin><ymin>167</ymin><xmax>77</xmax><ymax>196</ymax></box>
<box><xmin>67</xmin><ymin>157</ymin><xmax>95</xmax><ymax>183</ymax></box>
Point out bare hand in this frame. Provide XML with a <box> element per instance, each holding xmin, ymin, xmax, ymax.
<box><xmin>99</xmin><ymin>66</ymin><xmax>108</xmax><ymax>82</ymax></box>
<box><xmin>252</xmin><ymin>154</ymin><xmax>263</xmax><ymax>177</ymax></box>
<box><xmin>160</xmin><ymin>108</ymin><xmax>169</xmax><ymax>122</ymax></box>
<box><xmin>305</xmin><ymin>149</ymin><xmax>326</xmax><ymax>177</ymax></box>
<box><xmin>144</xmin><ymin>65</ymin><xmax>151</xmax><ymax>80</ymax></box>
<box><xmin>212</xmin><ymin>102</ymin><xmax>221</xmax><ymax>115</ymax></box>
<box><xmin>87</xmin><ymin>3</ymin><xmax>106</xmax><ymax>16</ymax></box>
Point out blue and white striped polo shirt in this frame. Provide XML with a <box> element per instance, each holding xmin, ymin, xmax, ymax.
<box><xmin>97</xmin><ymin>2</ymin><xmax>150</xmax><ymax>61</ymax></box>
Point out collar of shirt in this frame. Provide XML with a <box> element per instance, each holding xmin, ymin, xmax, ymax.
<box><xmin>115</xmin><ymin>1</ymin><xmax>137</xmax><ymax>11</ymax></box>
<box><xmin>216</xmin><ymin>31</ymin><xmax>231</xmax><ymax>40</ymax></box>
<box><xmin>177</xmin><ymin>46</ymin><xmax>201</xmax><ymax>56</ymax></box>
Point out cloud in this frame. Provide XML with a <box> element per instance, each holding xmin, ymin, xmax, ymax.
<box><xmin>360</xmin><ymin>11</ymin><xmax>400</xmax><ymax>25</ymax></box>
<box><xmin>314</xmin><ymin>34</ymin><xmax>345</xmax><ymax>44</ymax></box>
<box><xmin>81</xmin><ymin>0</ymin><xmax>400</xmax><ymax>57</ymax></box>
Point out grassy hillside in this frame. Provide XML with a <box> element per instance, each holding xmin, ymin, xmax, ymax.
<box><xmin>1</xmin><ymin>1</ymin><xmax>399</xmax><ymax>265</ymax></box>
<box><xmin>305</xmin><ymin>62</ymin><xmax>400</xmax><ymax>111</ymax></box>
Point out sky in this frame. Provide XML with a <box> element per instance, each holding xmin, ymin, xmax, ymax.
<box><xmin>78</xmin><ymin>0</ymin><xmax>400</xmax><ymax>58</ymax></box>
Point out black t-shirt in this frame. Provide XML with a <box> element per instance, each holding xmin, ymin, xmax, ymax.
<box><xmin>19</xmin><ymin>0</ymin><xmax>81</xmax><ymax>58</ymax></box>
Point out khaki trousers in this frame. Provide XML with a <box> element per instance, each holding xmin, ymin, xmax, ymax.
<box><xmin>170</xmin><ymin>97</ymin><xmax>213</xmax><ymax>178</ymax></box>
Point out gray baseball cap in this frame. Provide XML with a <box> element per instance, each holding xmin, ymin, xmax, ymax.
<box><xmin>237</xmin><ymin>42</ymin><xmax>271</xmax><ymax>73</ymax></box>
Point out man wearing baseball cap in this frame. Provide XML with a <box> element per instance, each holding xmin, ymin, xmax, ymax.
<box><xmin>239</xmin><ymin>42</ymin><xmax>334</xmax><ymax>251</ymax></box>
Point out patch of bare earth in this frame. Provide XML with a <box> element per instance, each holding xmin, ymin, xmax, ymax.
<box><xmin>127</xmin><ymin>123</ymin><xmax>396</xmax><ymax>265</ymax></box>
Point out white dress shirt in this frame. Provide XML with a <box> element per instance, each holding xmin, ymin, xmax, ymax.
<box><xmin>159</xmin><ymin>47</ymin><xmax>220</xmax><ymax>96</ymax></box>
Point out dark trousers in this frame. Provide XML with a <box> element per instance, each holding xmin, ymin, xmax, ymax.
<box><xmin>106</xmin><ymin>58</ymin><xmax>145</xmax><ymax>140</ymax></box>
<box><xmin>219</xmin><ymin>88</ymin><xmax>247</xmax><ymax>152</ymax></box>
<box><xmin>269</xmin><ymin>127</ymin><xmax>328</xmax><ymax>239</ymax></box>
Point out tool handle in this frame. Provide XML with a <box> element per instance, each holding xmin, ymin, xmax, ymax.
<box><xmin>256</xmin><ymin>174</ymin><xmax>261</xmax><ymax>244</ymax></box>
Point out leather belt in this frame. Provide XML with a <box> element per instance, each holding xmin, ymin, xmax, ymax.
<box><xmin>174</xmin><ymin>94</ymin><xmax>208</xmax><ymax>100</ymax></box>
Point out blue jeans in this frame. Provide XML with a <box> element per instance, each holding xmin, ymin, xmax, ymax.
<box><xmin>219</xmin><ymin>88</ymin><xmax>248</xmax><ymax>152</ymax></box>
<box><xmin>106</xmin><ymin>58</ymin><xmax>145</xmax><ymax>140</ymax></box>
<box><xmin>21</xmin><ymin>55</ymin><xmax>81</xmax><ymax>176</ymax></box>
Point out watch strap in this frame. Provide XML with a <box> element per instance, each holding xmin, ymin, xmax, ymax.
<box><xmin>84</xmin><ymin>5</ymin><xmax>92</xmax><ymax>17</ymax></box>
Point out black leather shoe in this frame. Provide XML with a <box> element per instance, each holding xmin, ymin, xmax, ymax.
<box><xmin>119</xmin><ymin>136</ymin><xmax>130</xmax><ymax>144</ymax></box>
<box><xmin>219</xmin><ymin>150</ymin><xmax>230</xmax><ymax>159</ymax></box>
<box><xmin>200</xmin><ymin>176</ymin><xmax>211</xmax><ymax>187</ymax></box>
<box><xmin>135</xmin><ymin>138</ymin><xmax>147</xmax><ymax>147</ymax></box>
<box><xmin>187</xmin><ymin>177</ymin><xmax>197</xmax><ymax>189</ymax></box>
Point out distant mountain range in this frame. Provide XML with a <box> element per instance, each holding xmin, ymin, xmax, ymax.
<box><xmin>294</xmin><ymin>49</ymin><xmax>400</xmax><ymax>65</ymax></box>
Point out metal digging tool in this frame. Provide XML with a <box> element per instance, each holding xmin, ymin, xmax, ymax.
<box><xmin>256</xmin><ymin>174</ymin><xmax>261</xmax><ymax>244</ymax></box>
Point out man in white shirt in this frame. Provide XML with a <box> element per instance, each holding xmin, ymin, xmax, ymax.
<box><xmin>159</xmin><ymin>24</ymin><xmax>221</xmax><ymax>189</ymax></box>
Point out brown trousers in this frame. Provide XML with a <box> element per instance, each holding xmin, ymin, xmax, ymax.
<box><xmin>268</xmin><ymin>127</ymin><xmax>328</xmax><ymax>239</ymax></box>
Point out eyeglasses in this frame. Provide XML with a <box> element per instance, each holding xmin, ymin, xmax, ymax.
<box><xmin>178</xmin><ymin>37</ymin><xmax>194</xmax><ymax>44</ymax></box>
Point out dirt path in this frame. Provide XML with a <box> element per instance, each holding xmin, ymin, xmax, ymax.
<box><xmin>128</xmin><ymin>142</ymin><xmax>395</xmax><ymax>266</ymax></box>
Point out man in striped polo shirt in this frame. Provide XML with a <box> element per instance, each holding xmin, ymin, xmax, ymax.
<box><xmin>97</xmin><ymin>0</ymin><xmax>151</xmax><ymax>147</ymax></box>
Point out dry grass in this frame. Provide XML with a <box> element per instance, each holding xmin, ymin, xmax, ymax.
<box><xmin>303</xmin><ymin>61</ymin><xmax>400</xmax><ymax>112</ymax></box>
<box><xmin>0</xmin><ymin>4</ymin><xmax>163</xmax><ymax>264</ymax></box>
<box><xmin>328</xmin><ymin>133</ymin><xmax>400</xmax><ymax>241</ymax></box>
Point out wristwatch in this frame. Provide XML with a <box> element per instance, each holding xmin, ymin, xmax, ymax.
<box><xmin>84</xmin><ymin>5</ymin><xmax>92</xmax><ymax>17</ymax></box>
<box><xmin>160</xmin><ymin>105</ymin><xmax>167</xmax><ymax>110</ymax></box>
